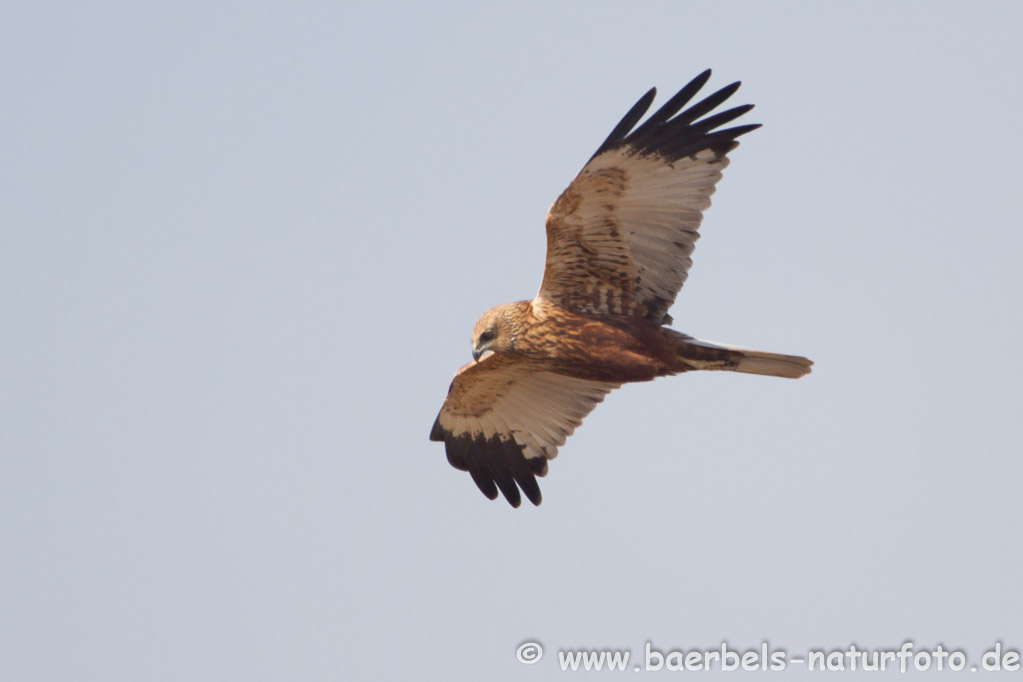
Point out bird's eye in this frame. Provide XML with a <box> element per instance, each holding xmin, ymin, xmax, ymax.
<box><xmin>480</xmin><ymin>329</ymin><xmax>495</xmax><ymax>342</ymax></box>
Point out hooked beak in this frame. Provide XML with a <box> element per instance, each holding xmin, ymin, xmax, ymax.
<box><xmin>472</xmin><ymin>346</ymin><xmax>483</xmax><ymax>362</ymax></box>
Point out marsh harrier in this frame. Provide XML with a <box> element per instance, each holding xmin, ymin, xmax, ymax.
<box><xmin>430</xmin><ymin>70</ymin><xmax>812</xmax><ymax>507</ymax></box>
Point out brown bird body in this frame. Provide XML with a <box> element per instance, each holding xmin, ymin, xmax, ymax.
<box><xmin>473</xmin><ymin>300</ymin><xmax>736</xmax><ymax>383</ymax></box>
<box><xmin>431</xmin><ymin>71</ymin><xmax>813</xmax><ymax>507</ymax></box>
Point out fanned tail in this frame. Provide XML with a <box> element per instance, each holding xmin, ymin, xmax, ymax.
<box><xmin>675</xmin><ymin>336</ymin><xmax>813</xmax><ymax>379</ymax></box>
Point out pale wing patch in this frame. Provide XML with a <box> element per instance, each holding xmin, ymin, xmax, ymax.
<box><xmin>431</xmin><ymin>353</ymin><xmax>620</xmax><ymax>506</ymax></box>
<box><xmin>538</xmin><ymin>146</ymin><xmax>731</xmax><ymax>321</ymax></box>
<box><xmin>438</xmin><ymin>354</ymin><xmax>618</xmax><ymax>461</ymax></box>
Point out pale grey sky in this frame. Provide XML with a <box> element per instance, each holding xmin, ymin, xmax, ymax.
<box><xmin>2</xmin><ymin>1</ymin><xmax>1021</xmax><ymax>680</ymax></box>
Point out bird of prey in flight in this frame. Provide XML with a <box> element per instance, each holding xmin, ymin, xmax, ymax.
<box><xmin>430</xmin><ymin>70</ymin><xmax>812</xmax><ymax>507</ymax></box>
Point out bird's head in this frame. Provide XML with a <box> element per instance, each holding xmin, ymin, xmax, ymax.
<box><xmin>470</xmin><ymin>303</ymin><xmax>523</xmax><ymax>361</ymax></box>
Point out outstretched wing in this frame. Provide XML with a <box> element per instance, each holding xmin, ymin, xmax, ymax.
<box><xmin>430</xmin><ymin>353</ymin><xmax>619</xmax><ymax>507</ymax></box>
<box><xmin>537</xmin><ymin>70</ymin><xmax>759</xmax><ymax>324</ymax></box>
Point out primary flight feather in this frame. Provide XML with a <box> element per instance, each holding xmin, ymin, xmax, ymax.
<box><xmin>431</xmin><ymin>70</ymin><xmax>812</xmax><ymax>507</ymax></box>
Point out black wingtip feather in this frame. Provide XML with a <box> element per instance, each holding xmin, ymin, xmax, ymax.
<box><xmin>434</xmin><ymin>428</ymin><xmax>544</xmax><ymax>507</ymax></box>
<box><xmin>467</xmin><ymin>452</ymin><xmax>499</xmax><ymax>501</ymax></box>
<box><xmin>688</xmin><ymin>104</ymin><xmax>755</xmax><ymax>136</ymax></box>
<box><xmin>442</xmin><ymin>433</ymin><xmax>470</xmax><ymax>472</ymax></box>
<box><xmin>590</xmin><ymin>87</ymin><xmax>657</xmax><ymax>160</ymax></box>
<box><xmin>506</xmin><ymin>451</ymin><xmax>543</xmax><ymax>506</ymax></box>
<box><xmin>429</xmin><ymin>415</ymin><xmax>445</xmax><ymax>442</ymax></box>
<box><xmin>590</xmin><ymin>71</ymin><xmax>758</xmax><ymax>164</ymax></box>
<box><xmin>672</xmin><ymin>81</ymin><xmax>743</xmax><ymax>127</ymax></box>
<box><xmin>487</xmin><ymin>439</ymin><xmax>522</xmax><ymax>508</ymax></box>
<box><xmin>628</xmin><ymin>69</ymin><xmax>712</xmax><ymax>141</ymax></box>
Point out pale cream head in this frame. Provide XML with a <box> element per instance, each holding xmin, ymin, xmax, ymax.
<box><xmin>470</xmin><ymin>303</ymin><xmax>523</xmax><ymax>361</ymax></box>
